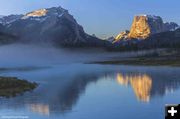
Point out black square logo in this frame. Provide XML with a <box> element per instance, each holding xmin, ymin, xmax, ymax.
<box><xmin>166</xmin><ymin>104</ymin><xmax>180</xmax><ymax>119</ymax></box>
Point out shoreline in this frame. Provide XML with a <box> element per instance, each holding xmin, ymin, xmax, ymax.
<box><xmin>89</xmin><ymin>57</ymin><xmax>180</xmax><ymax>67</ymax></box>
<box><xmin>0</xmin><ymin>77</ymin><xmax>38</xmax><ymax>98</ymax></box>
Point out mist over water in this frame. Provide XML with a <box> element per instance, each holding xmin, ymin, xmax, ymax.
<box><xmin>0</xmin><ymin>44</ymin><xmax>133</xmax><ymax>67</ymax></box>
<box><xmin>0</xmin><ymin>44</ymin><xmax>106</xmax><ymax>67</ymax></box>
<box><xmin>0</xmin><ymin>43</ymin><xmax>154</xmax><ymax>68</ymax></box>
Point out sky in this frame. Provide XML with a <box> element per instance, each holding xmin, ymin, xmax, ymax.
<box><xmin>0</xmin><ymin>0</ymin><xmax>179</xmax><ymax>39</ymax></box>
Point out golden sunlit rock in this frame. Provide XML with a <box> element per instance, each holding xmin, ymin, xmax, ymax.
<box><xmin>114</xmin><ymin>15</ymin><xmax>178</xmax><ymax>43</ymax></box>
<box><xmin>26</xmin><ymin>9</ymin><xmax>48</xmax><ymax>17</ymax></box>
<box><xmin>128</xmin><ymin>16</ymin><xmax>151</xmax><ymax>39</ymax></box>
<box><xmin>114</xmin><ymin>30</ymin><xmax>129</xmax><ymax>43</ymax></box>
<box><xmin>116</xmin><ymin>73</ymin><xmax>152</xmax><ymax>102</ymax></box>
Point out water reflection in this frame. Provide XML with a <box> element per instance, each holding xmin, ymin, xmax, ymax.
<box><xmin>28</xmin><ymin>104</ymin><xmax>50</xmax><ymax>116</ymax></box>
<box><xmin>0</xmin><ymin>72</ymin><xmax>104</xmax><ymax>116</ymax></box>
<box><xmin>116</xmin><ymin>71</ymin><xmax>180</xmax><ymax>102</ymax></box>
<box><xmin>0</xmin><ymin>66</ymin><xmax>180</xmax><ymax>117</ymax></box>
<box><xmin>117</xmin><ymin>73</ymin><xmax>152</xmax><ymax>102</ymax></box>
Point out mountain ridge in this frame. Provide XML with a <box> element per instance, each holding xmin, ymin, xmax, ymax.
<box><xmin>0</xmin><ymin>8</ymin><xmax>179</xmax><ymax>50</ymax></box>
<box><xmin>0</xmin><ymin>6</ymin><xmax>109</xmax><ymax>47</ymax></box>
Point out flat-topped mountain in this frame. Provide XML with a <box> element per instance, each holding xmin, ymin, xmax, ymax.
<box><xmin>129</xmin><ymin>15</ymin><xmax>178</xmax><ymax>39</ymax></box>
<box><xmin>114</xmin><ymin>15</ymin><xmax>179</xmax><ymax>43</ymax></box>
<box><xmin>0</xmin><ymin>6</ymin><xmax>107</xmax><ymax>47</ymax></box>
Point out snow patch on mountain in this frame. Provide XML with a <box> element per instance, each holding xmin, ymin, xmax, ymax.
<box><xmin>21</xmin><ymin>7</ymin><xmax>65</xmax><ymax>22</ymax></box>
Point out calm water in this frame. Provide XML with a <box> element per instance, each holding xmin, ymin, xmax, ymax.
<box><xmin>0</xmin><ymin>63</ymin><xmax>180</xmax><ymax>119</ymax></box>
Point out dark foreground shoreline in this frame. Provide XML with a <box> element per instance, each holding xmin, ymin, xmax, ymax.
<box><xmin>0</xmin><ymin>77</ymin><xmax>38</xmax><ymax>98</ymax></box>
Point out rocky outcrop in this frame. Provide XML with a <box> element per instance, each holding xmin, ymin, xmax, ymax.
<box><xmin>128</xmin><ymin>15</ymin><xmax>178</xmax><ymax>39</ymax></box>
<box><xmin>113</xmin><ymin>30</ymin><xmax>129</xmax><ymax>43</ymax></box>
<box><xmin>114</xmin><ymin>15</ymin><xmax>179</xmax><ymax>43</ymax></box>
<box><xmin>128</xmin><ymin>15</ymin><xmax>153</xmax><ymax>39</ymax></box>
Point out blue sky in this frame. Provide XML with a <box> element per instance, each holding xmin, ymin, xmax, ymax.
<box><xmin>0</xmin><ymin>0</ymin><xmax>179</xmax><ymax>38</ymax></box>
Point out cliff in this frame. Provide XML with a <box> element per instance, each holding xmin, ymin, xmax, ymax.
<box><xmin>114</xmin><ymin>15</ymin><xmax>179</xmax><ymax>43</ymax></box>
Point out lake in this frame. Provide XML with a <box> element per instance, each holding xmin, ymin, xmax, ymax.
<box><xmin>0</xmin><ymin>63</ymin><xmax>180</xmax><ymax>119</ymax></box>
<box><xmin>0</xmin><ymin>45</ymin><xmax>179</xmax><ymax>119</ymax></box>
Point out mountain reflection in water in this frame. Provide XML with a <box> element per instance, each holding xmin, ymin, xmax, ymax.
<box><xmin>28</xmin><ymin>104</ymin><xmax>50</xmax><ymax>116</ymax></box>
<box><xmin>117</xmin><ymin>73</ymin><xmax>152</xmax><ymax>102</ymax></box>
<box><xmin>116</xmin><ymin>72</ymin><xmax>180</xmax><ymax>102</ymax></box>
<box><xmin>0</xmin><ymin>65</ymin><xmax>180</xmax><ymax>118</ymax></box>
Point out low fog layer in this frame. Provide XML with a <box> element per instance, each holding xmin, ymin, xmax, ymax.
<box><xmin>0</xmin><ymin>44</ymin><xmax>109</xmax><ymax>67</ymax></box>
<box><xmin>0</xmin><ymin>44</ymin><xmax>153</xmax><ymax>67</ymax></box>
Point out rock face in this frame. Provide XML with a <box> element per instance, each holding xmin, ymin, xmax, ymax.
<box><xmin>128</xmin><ymin>15</ymin><xmax>152</xmax><ymax>39</ymax></box>
<box><xmin>114</xmin><ymin>30</ymin><xmax>129</xmax><ymax>43</ymax></box>
<box><xmin>114</xmin><ymin>15</ymin><xmax>179</xmax><ymax>42</ymax></box>
<box><xmin>0</xmin><ymin>6</ymin><xmax>106</xmax><ymax>47</ymax></box>
<box><xmin>128</xmin><ymin>15</ymin><xmax>179</xmax><ymax>39</ymax></box>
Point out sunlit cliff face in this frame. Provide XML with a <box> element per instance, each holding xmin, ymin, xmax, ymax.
<box><xmin>114</xmin><ymin>30</ymin><xmax>129</xmax><ymax>43</ymax></box>
<box><xmin>26</xmin><ymin>9</ymin><xmax>48</xmax><ymax>17</ymax></box>
<box><xmin>128</xmin><ymin>16</ymin><xmax>151</xmax><ymax>39</ymax></box>
<box><xmin>117</xmin><ymin>73</ymin><xmax>152</xmax><ymax>102</ymax></box>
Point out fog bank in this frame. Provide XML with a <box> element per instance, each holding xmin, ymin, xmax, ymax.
<box><xmin>0</xmin><ymin>44</ymin><xmax>156</xmax><ymax>67</ymax></box>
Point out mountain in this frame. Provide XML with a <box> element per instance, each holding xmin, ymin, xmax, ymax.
<box><xmin>0</xmin><ymin>22</ymin><xmax>17</xmax><ymax>44</ymax></box>
<box><xmin>0</xmin><ymin>15</ymin><xmax>23</xmax><ymax>25</ymax></box>
<box><xmin>142</xmin><ymin>28</ymin><xmax>180</xmax><ymax>49</ymax></box>
<box><xmin>0</xmin><ymin>6</ymin><xmax>108</xmax><ymax>47</ymax></box>
<box><xmin>109</xmin><ymin>28</ymin><xmax>180</xmax><ymax>51</ymax></box>
<box><xmin>114</xmin><ymin>15</ymin><xmax>179</xmax><ymax>43</ymax></box>
<box><xmin>0</xmin><ymin>15</ymin><xmax>4</xmax><ymax>19</ymax></box>
<box><xmin>107</xmin><ymin>15</ymin><xmax>180</xmax><ymax>51</ymax></box>
<box><xmin>0</xmin><ymin>32</ymin><xmax>17</xmax><ymax>44</ymax></box>
<box><xmin>104</xmin><ymin>36</ymin><xmax>115</xmax><ymax>43</ymax></box>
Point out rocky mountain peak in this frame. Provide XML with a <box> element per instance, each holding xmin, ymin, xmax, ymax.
<box><xmin>128</xmin><ymin>15</ymin><xmax>179</xmax><ymax>39</ymax></box>
<box><xmin>114</xmin><ymin>14</ymin><xmax>179</xmax><ymax>43</ymax></box>
<box><xmin>128</xmin><ymin>15</ymin><xmax>163</xmax><ymax>39</ymax></box>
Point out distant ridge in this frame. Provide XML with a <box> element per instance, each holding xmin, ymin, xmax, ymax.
<box><xmin>0</xmin><ymin>6</ymin><xmax>109</xmax><ymax>47</ymax></box>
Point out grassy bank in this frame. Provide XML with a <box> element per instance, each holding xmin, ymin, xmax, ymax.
<box><xmin>90</xmin><ymin>57</ymin><xmax>180</xmax><ymax>67</ymax></box>
<box><xmin>0</xmin><ymin>77</ymin><xmax>38</xmax><ymax>98</ymax></box>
